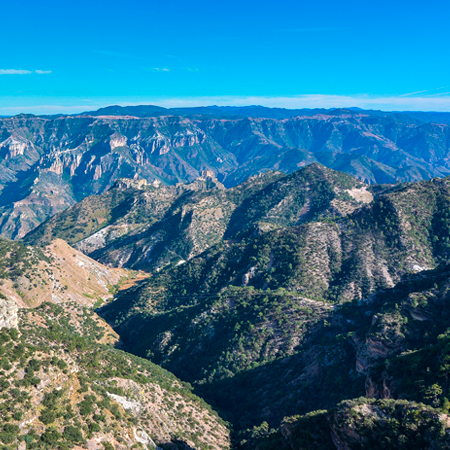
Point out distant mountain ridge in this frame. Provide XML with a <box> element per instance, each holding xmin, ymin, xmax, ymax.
<box><xmin>35</xmin><ymin>104</ymin><xmax>450</xmax><ymax>125</ymax></box>
<box><xmin>2</xmin><ymin>108</ymin><xmax>450</xmax><ymax>239</ymax></box>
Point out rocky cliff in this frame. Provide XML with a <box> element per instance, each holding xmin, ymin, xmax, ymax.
<box><xmin>276</xmin><ymin>398</ymin><xmax>450</xmax><ymax>450</ymax></box>
<box><xmin>0</xmin><ymin>298</ymin><xmax>18</xmax><ymax>329</ymax></box>
<box><xmin>2</xmin><ymin>111</ymin><xmax>450</xmax><ymax>238</ymax></box>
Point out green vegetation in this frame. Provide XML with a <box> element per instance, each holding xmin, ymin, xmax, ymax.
<box><xmin>14</xmin><ymin>165</ymin><xmax>450</xmax><ymax>449</ymax></box>
<box><xmin>274</xmin><ymin>398</ymin><xmax>450</xmax><ymax>450</ymax></box>
<box><xmin>0</xmin><ymin>303</ymin><xmax>229</xmax><ymax>449</ymax></box>
<box><xmin>0</xmin><ymin>238</ymin><xmax>50</xmax><ymax>282</ymax></box>
<box><xmin>95</xmin><ymin>172</ymin><xmax>450</xmax><ymax>448</ymax></box>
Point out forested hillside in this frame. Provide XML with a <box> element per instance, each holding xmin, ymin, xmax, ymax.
<box><xmin>94</xmin><ymin>169</ymin><xmax>450</xmax><ymax>448</ymax></box>
<box><xmin>5</xmin><ymin>162</ymin><xmax>450</xmax><ymax>449</ymax></box>
<box><xmin>0</xmin><ymin>300</ymin><xmax>230</xmax><ymax>449</ymax></box>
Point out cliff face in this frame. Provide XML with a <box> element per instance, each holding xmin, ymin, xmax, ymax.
<box><xmin>0</xmin><ymin>115</ymin><xmax>236</xmax><ymax>239</ymax></box>
<box><xmin>2</xmin><ymin>112</ymin><xmax>450</xmax><ymax>238</ymax></box>
<box><xmin>278</xmin><ymin>398</ymin><xmax>450</xmax><ymax>450</ymax></box>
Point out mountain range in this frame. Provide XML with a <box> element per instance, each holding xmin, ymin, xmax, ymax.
<box><xmin>20</xmin><ymin>160</ymin><xmax>450</xmax><ymax>448</ymax></box>
<box><xmin>23</xmin><ymin>164</ymin><xmax>372</xmax><ymax>271</ymax></box>
<box><xmin>2</xmin><ymin>106</ymin><xmax>450</xmax><ymax>449</ymax></box>
<box><xmin>2</xmin><ymin>106</ymin><xmax>450</xmax><ymax>240</ymax></box>
<box><xmin>39</xmin><ymin>104</ymin><xmax>450</xmax><ymax>125</ymax></box>
<box><xmin>89</xmin><ymin>166</ymin><xmax>450</xmax><ymax>440</ymax></box>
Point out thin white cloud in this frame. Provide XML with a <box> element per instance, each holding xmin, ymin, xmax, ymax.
<box><xmin>0</xmin><ymin>69</ymin><xmax>32</xmax><ymax>75</ymax></box>
<box><xmin>0</xmin><ymin>69</ymin><xmax>52</xmax><ymax>75</ymax></box>
<box><xmin>398</xmin><ymin>90</ymin><xmax>428</xmax><ymax>97</ymax></box>
<box><xmin>428</xmin><ymin>92</ymin><xmax>450</xmax><ymax>97</ymax></box>
<box><xmin>152</xmin><ymin>68</ymin><xmax>170</xmax><ymax>72</ymax></box>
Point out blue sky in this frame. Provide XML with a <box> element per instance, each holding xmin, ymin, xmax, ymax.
<box><xmin>1</xmin><ymin>0</ymin><xmax>449</xmax><ymax>114</ymax></box>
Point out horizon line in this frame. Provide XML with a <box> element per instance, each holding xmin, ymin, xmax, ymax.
<box><xmin>1</xmin><ymin>94</ymin><xmax>450</xmax><ymax>115</ymax></box>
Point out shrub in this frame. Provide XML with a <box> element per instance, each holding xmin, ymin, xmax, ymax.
<box><xmin>63</xmin><ymin>426</ymin><xmax>83</xmax><ymax>443</ymax></box>
<box><xmin>39</xmin><ymin>408</ymin><xmax>56</xmax><ymax>425</ymax></box>
<box><xmin>102</xmin><ymin>442</ymin><xmax>115</xmax><ymax>450</ymax></box>
<box><xmin>41</xmin><ymin>428</ymin><xmax>61</xmax><ymax>445</ymax></box>
<box><xmin>89</xmin><ymin>422</ymin><xmax>101</xmax><ymax>433</ymax></box>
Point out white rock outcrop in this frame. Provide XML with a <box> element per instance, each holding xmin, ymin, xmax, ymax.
<box><xmin>0</xmin><ymin>298</ymin><xmax>18</xmax><ymax>329</ymax></box>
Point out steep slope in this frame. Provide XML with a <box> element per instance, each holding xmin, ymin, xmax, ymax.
<box><xmin>102</xmin><ymin>257</ymin><xmax>450</xmax><ymax>443</ymax></box>
<box><xmin>237</xmin><ymin>262</ymin><xmax>450</xmax><ymax>449</ymax></box>
<box><xmin>223</xmin><ymin>164</ymin><xmax>371</xmax><ymax>239</ymax></box>
<box><xmin>0</xmin><ymin>300</ymin><xmax>230</xmax><ymax>450</ymax></box>
<box><xmin>223</xmin><ymin>149</ymin><xmax>413</xmax><ymax>187</ymax></box>
<box><xmin>22</xmin><ymin>178</ymin><xmax>180</xmax><ymax>250</ymax></box>
<box><xmin>0</xmin><ymin>227</ymin><xmax>231</xmax><ymax>449</ymax></box>
<box><xmin>98</xmin><ymin>175</ymin><xmax>450</xmax><ymax>437</ymax></box>
<box><xmin>2</xmin><ymin>111</ymin><xmax>450</xmax><ymax>238</ymax></box>
<box><xmin>0</xmin><ymin>237</ymin><xmax>125</xmax><ymax>308</ymax></box>
<box><xmin>25</xmin><ymin>165</ymin><xmax>371</xmax><ymax>271</ymax></box>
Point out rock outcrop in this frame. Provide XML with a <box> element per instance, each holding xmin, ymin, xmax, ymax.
<box><xmin>0</xmin><ymin>298</ymin><xmax>18</xmax><ymax>329</ymax></box>
<box><xmin>279</xmin><ymin>399</ymin><xmax>450</xmax><ymax>450</ymax></box>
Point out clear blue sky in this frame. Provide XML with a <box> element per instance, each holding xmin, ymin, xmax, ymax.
<box><xmin>1</xmin><ymin>0</ymin><xmax>449</xmax><ymax>114</ymax></box>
